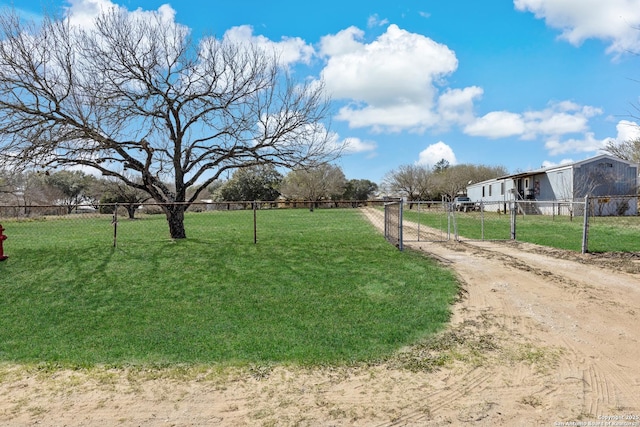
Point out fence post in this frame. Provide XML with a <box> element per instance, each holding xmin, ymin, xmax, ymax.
<box><xmin>112</xmin><ymin>203</ymin><xmax>118</xmax><ymax>248</ymax></box>
<box><xmin>480</xmin><ymin>202</ymin><xmax>485</xmax><ymax>241</ymax></box>
<box><xmin>581</xmin><ymin>196</ymin><xmax>590</xmax><ymax>254</ymax></box>
<box><xmin>417</xmin><ymin>200</ymin><xmax>421</xmax><ymax>242</ymax></box>
<box><xmin>444</xmin><ymin>196</ymin><xmax>451</xmax><ymax>240</ymax></box>
<box><xmin>253</xmin><ymin>201</ymin><xmax>257</xmax><ymax>244</ymax></box>
<box><xmin>384</xmin><ymin>204</ymin><xmax>388</xmax><ymax>238</ymax></box>
<box><xmin>510</xmin><ymin>201</ymin><xmax>517</xmax><ymax>240</ymax></box>
<box><xmin>398</xmin><ymin>200</ymin><xmax>404</xmax><ymax>251</ymax></box>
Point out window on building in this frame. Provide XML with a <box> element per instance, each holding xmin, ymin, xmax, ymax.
<box><xmin>500</xmin><ymin>182</ymin><xmax>505</xmax><ymax>195</ymax></box>
<box><xmin>489</xmin><ymin>184</ymin><xmax>492</xmax><ymax>197</ymax></box>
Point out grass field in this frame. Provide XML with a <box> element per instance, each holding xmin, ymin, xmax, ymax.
<box><xmin>403</xmin><ymin>207</ymin><xmax>640</xmax><ymax>252</ymax></box>
<box><xmin>0</xmin><ymin>209</ymin><xmax>459</xmax><ymax>368</ymax></box>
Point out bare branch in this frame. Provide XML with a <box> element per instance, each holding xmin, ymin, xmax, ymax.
<box><xmin>0</xmin><ymin>8</ymin><xmax>336</xmax><ymax>237</ymax></box>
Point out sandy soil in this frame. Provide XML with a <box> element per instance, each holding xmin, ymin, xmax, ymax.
<box><xmin>1</xmin><ymin>208</ymin><xmax>639</xmax><ymax>426</ymax></box>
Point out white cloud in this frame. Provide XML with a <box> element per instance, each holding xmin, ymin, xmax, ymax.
<box><xmin>544</xmin><ymin>132</ymin><xmax>605</xmax><ymax>155</ymax></box>
<box><xmin>437</xmin><ymin>86</ymin><xmax>484</xmax><ymax>127</ymax></box>
<box><xmin>63</xmin><ymin>2</ymin><xmax>314</xmax><ymax>69</ymax></box>
<box><xmin>322</xmin><ymin>24</ymin><xmax>458</xmax><ymax>103</ymax></box>
<box><xmin>313</xmin><ymin>127</ymin><xmax>377</xmax><ymax>157</ymax></box>
<box><xmin>542</xmin><ymin>119</ymin><xmax>640</xmax><ymax>161</ymax></box>
<box><xmin>223</xmin><ymin>25</ymin><xmax>314</xmax><ymax>67</ymax></box>
<box><xmin>464</xmin><ymin>111</ymin><xmax>526</xmax><ymax>138</ymax></box>
<box><xmin>319</xmin><ymin>26</ymin><xmax>365</xmax><ymax>57</ymax></box>
<box><xmin>522</xmin><ymin>102</ymin><xmax>600</xmax><ymax>138</ymax></box>
<box><xmin>514</xmin><ymin>0</ymin><xmax>640</xmax><ymax>55</ymax></box>
<box><xmin>60</xmin><ymin>0</ymin><xmax>187</xmax><ymax>59</ymax></box>
<box><xmin>342</xmin><ymin>137</ymin><xmax>377</xmax><ymax>154</ymax></box>
<box><xmin>367</xmin><ymin>14</ymin><xmax>389</xmax><ymax>28</ymax></box>
<box><xmin>65</xmin><ymin>0</ymin><xmax>177</xmax><ymax>29</ymax></box>
<box><xmin>465</xmin><ymin>101</ymin><xmax>602</xmax><ymax>141</ymax></box>
<box><xmin>532</xmin><ymin>112</ymin><xmax>588</xmax><ymax>135</ymax></box>
<box><xmin>417</xmin><ymin>141</ymin><xmax>457</xmax><ymax>167</ymax></box>
<box><xmin>611</xmin><ymin>119</ymin><xmax>640</xmax><ymax>142</ymax></box>
<box><xmin>336</xmin><ymin>103</ymin><xmax>440</xmax><ymax>133</ymax></box>
<box><xmin>320</xmin><ymin>24</ymin><xmax>476</xmax><ymax>132</ymax></box>
<box><xmin>64</xmin><ymin>0</ymin><xmax>120</xmax><ymax>28</ymax></box>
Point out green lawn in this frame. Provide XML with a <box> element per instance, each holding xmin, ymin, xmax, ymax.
<box><xmin>0</xmin><ymin>209</ymin><xmax>459</xmax><ymax>368</ymax></box>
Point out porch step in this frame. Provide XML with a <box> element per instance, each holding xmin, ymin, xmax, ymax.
<box><xmin>519</xmin><ymin>201</ymin><xmax>540</xmax><ymax>215</ymax></box>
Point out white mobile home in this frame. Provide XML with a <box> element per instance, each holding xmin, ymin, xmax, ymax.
<box><xmin>466</xmin><ymin>155</ymin><xmax>638</xmax><ymax>215</ymax></box>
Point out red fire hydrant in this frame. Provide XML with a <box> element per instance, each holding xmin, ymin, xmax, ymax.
<box><xmin>0</xmin><ymin>223</ymin><xmax>8</xmax><ymax>261</ymax></box>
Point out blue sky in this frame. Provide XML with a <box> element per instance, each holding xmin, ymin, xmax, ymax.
<box><xmin>4</xmin><ymin>0</ymin><xmax>640</xmax><ymax>184</ymax></box>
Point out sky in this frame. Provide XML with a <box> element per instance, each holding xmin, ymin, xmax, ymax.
<box><xmin>4</xmin><ymin>0</ymin><xmax>640</xmax><ymax>184</ymax></box>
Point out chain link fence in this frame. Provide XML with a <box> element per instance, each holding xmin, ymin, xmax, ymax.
<box><xmin>1</xmin><ymin>196</ymin><xmax>637</xmax><ymax>254</ymax></box>
<box><xmin>451</xmin><ymin>200</ymin><xmax>514</xmax><ymax>242</ymax></box>
<box><xmin>582</xmin><ymin>195</ymin><xmax>640</xmax><ymax>253</ymax></box>
<box><xmin>232</xmin><ymin>196</ymin><xmax>637</xmax><ymax>254</ymax></box>
<box><xmin>402</xmin><ymin>201</ymin><xmax>450</xmax><ymax>242</ymax></box>
<box><xmin>383</xmin><ymin>200</ymin><xmax>403</xmax><ymax>250</ymax></box>
<box><xmin>394</xmin><ymin>196</ymin><xmax>639</xmax><ymax>253</ymax></box>
<box><xmin>510</xmin><ymin>200</ymin><xmax>587</xmax><ymax>252</ymax></box>
<box><xmin>511</xmin><ymin>197</ymin><xmax>639</xmax><ymax>253</ymax></box>
<box><xmin>0</xmin><ymin>201</ymin><xmax>389</xmax><ymax>251</ymax></box>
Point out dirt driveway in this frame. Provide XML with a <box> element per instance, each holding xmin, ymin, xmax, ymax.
<box><xmin>1</xmin><ymin>208</ymin><xmax>639</xmax><ymax>426</ymax></box>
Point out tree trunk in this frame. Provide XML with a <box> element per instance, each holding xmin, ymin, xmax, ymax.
<box><xmin>126</xmin><ymin>204</ymin><xmax>136</xmax><ymax>219</ymax></box>
<box><xmin>165</xmin><ymin>205</ymin><xmax>187</xmax><ymax>239</ymax></box>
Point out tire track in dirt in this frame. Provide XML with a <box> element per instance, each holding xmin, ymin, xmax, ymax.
<box><xmin>361</xmin><ymin>207</ymin><xmax>640</xmax><ymax>424</ymax></box>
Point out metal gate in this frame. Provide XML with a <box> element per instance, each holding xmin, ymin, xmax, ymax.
<box><xmin>451</xmin><ymin>200</ymin><xmax>514</xmax><ymax>242</ymax></box>
<box><xmin>402</xmin><ymin>201</ymin><xmax>450</xmax><ymax>242</ymax></box>
<box><xmin>384</xmin><ymin>200</ymin><xmax>403</xmax><ymax>250</ymax></box>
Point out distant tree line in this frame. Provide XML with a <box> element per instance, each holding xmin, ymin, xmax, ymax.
<box><xmin>209</xmin><ymin>164</ymin><xmax>378</xmax><ymax>203</ymax></box>
<box><xmin>0</xmin><ymin>169</ymin><xmax>152</xmax><ymax>218</ymax></box>
<box><xmin>19</xmin><ymin>149</ymin><xmax>638</xmax><ymax>217</ymax></box>
<box><xmin>382</xmin><ymin>160</ymin><xmax>508</xmax><ymax>204</ymax></box>
<box><xmin>0</xmin><ymin>164</ymin><xmax>380</xmax><ymax>218</ymax></box>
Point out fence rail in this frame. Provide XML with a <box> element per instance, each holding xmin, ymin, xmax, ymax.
<box><xmin>0</xmin><ymin>200</ymin><xmax>390</xmax><ymax>250</ymax></box>
<box><xmin>397</xmin><ymin>196</ymin><xmax>639</xmax><ymax>253</ymax></box>
<box><xmin>0</xmin><ymin>200</ymin><xmax>384</xmax><ymax>219</ymax></box>
<box><xmin>0</xmin><ymin>196</ymin><xmax>638</xmax><ymax>254</ymax></box>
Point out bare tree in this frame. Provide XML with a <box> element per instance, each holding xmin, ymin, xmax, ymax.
<box><xmin>98</xmin><ymin>176</ymin><xmax>152</xmax><ymax>219</ymax></box>
<box><xmin>382</xmin><ymin>164</ymin><xmax>432</xmax><ymax>202</ymax></box>
<box><xmin>280</xmin><ymin>164</ymin><xmax>346</xmax><ymax>204</ymax></box>
<box><xmin>434</xmin><ymin>164</ymin><xmax>508</xmax><ymax>200</ymax></box>
<box><xmin>0</xmin><ymin>169</ymin><xmax>11</xmax><ymax>195</ymax></box>
<box><xmin>0</xmin><ymin>9</ymin><xmax>337</xmax><ymax>238</ymax></box>
<box><xmin>603</xmin><ymin>138</ymin><xmax>640</xmax><ymax>164</ymax></box>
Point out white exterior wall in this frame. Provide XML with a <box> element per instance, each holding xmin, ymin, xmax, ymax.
<box><xmin>532</xmin><ymin>174</ymin><xmax>551</xmax><ymax>200</ymax></box>
<box><xmin>545</xmin><ymin>166</ymin><xmax>574</xmax><ymax>201</ymax></box>
<box><xmin>466</xmin><ymin>179</ymin><xmax>516</xmax><ymax>204</ymax></box>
